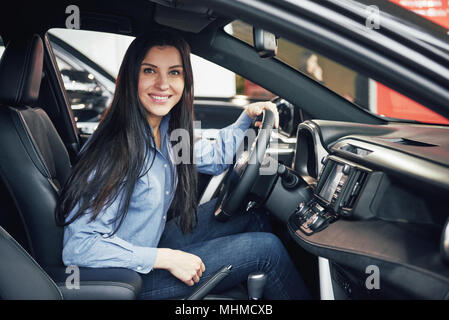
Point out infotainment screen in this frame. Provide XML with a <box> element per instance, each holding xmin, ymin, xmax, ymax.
<box><xmin>318</xmin><ymin>163</ymin><xmax>344</xmax><ymax>202</ymax></box>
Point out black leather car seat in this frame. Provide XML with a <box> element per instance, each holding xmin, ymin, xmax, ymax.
<box><xmin>0</xmin><ymin>225</ymin><xmax>63</xmax><ymax>299</ymax></box>
<box><xmin>0</xmin><ymin>34</ymin><xmax>141</xmax><ymax>299</ymax></box>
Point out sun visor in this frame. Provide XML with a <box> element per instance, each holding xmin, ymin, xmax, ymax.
<box><xmin>154</xmin><ymin>4</ymin><xmax>216</xmax><ymax>33</ymax></box>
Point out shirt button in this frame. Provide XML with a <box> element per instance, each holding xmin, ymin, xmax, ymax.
<box><xmin>163</xmin><ymin>216</ymin><xmax>166</xmax><ymax>220</ymax></box>
<box><xmin>165</xmin><ymin>191</ymin><xmax>169</xmax><ymax>195</ymax></box>
<box><xmin>137</xmin><ymin>266</ymin><xmax>142</xmax><ymax>271</ymax></box>
<box><xmin>102</xmin><ymin>234</ymin><xmax>108</xmax><ymax>238</ymax></box>
<box><xmin>164</xmin><ymin>164</ymin><xmax>167</xmax><ymax>168</ymax></box>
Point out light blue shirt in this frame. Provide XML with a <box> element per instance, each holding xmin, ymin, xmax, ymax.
<box><xmin>62</xmin><ymin>111</ymin><xmax>254</xmax><ymax>274</ymax></box>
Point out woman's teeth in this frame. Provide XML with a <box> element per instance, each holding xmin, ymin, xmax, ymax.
<box><xmin>151</xmin><ymin>95</ymin><xmax>169</xmax><ymax>100</ymax></box>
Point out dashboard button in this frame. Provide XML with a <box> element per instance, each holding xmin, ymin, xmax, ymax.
<box><xmin>351</xmin><ymin>182</ymin><xmax>361</xmax><ymax>196</ymax></box>
<box><xmin>309</xmin><ymin>215</ymin><xmax>327</xmax><ymax>231</ymax></box>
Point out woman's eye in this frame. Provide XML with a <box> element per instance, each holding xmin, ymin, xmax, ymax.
<box><xmin>170</xmin><ymin>70</ymin><xmax>182</xmax><ymax>76</ymax></box>
<box><xmin>143</xmin><ymin>68</ymin><xmax>155</xmax><ymax>74</ymax></box>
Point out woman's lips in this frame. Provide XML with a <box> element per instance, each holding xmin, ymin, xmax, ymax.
<box><xmin>148</xmin><ymin>94</ymin><xmax>172</xmax><ymax>104</ymax></box>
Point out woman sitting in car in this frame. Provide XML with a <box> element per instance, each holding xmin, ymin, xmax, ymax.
<box><xmin>56</xmin><ymin>30</ymin><xmax>310</xmax><ymax>300</ymax></box>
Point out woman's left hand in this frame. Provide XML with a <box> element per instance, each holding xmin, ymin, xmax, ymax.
<box><xmin>245</xmin><ymin>101</ymin><xmax>279</xmax><ymax>129</ymax></box>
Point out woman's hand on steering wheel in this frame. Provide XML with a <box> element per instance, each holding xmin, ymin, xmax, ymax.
<box><xmin>244</xmin><ymin>101</ymin><xmax>279</xmax><ymax>129</ymax></box>
<box><xmin>214</xmin><ymin>102</ymin><xmax>277</xmax><ymax>221</ymax></box>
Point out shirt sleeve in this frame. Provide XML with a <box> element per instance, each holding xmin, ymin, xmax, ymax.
<box><xmin>62</xmin><ymin>199</ymin><xmax>157</xmax><ymax>274</ymax></box>
<box><xmin>194</xmin><ymin>110</ymin><xmax>254</xmax><ymax>175</ymax></box>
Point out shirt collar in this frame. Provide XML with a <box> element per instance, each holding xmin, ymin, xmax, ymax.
<box><xmin>148</xmin><ymin>113</ymin><xmax>171</xmax><ymax>140</ymax></box>
<box><xmin>160</xmin><ymin>113</ymin><xmax>171</xmax><ymax>139</ymax></box>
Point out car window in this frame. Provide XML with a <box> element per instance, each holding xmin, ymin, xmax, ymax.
<box><xmin>46</xmin><ymin>29</ymin><xmax>132</xmax><ymax>134</ymax></box>
<box><xmin>226</xmin><ymin>20</ymin><xmax>449</xmax><ymax>125</ymax></box>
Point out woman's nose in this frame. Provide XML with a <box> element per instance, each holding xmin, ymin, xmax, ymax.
<box><xmin>155</xmin><ymin>73</ymin><xmax>169</xmax><ymax>90</ymax></box>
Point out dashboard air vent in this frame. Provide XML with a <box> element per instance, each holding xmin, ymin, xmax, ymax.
<box><xmin>340</xmin><ymin>170</ymin><xmax>368</xmax><ymax>211</ymax></box>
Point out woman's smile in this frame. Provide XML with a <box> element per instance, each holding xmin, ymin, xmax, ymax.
<box><xmin>148</xmin><ymin>93</ymin><xmax>173</xmax><ymax>104</ymax></box>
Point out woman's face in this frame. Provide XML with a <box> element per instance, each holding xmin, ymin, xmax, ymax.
<box><xmin>138</xmin><ymin>45</ymin><xmax>185</xmax><ymax>127</ymax></box>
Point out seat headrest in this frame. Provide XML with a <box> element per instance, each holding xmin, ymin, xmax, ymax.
<box><xmin>0</xmin><ymin>34</ymin><xmax>43</xmax><ymax>107</ymax></box>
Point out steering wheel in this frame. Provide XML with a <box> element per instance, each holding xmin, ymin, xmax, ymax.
<box><xmin>214</xmin><ymin>108</ymin><xmax>276</xmax><ymax>221</ymax></box>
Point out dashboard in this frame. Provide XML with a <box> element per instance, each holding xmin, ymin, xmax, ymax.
<box><xmin>265</xmin><ymin>119</ymin><xmax>449</xmax><ymax>299</ymax></box>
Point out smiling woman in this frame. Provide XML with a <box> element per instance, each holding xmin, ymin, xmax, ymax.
<box><xmin>55</xmin><ymin>30</ymin><xmax>306</xmax><ymax>300</ymax></box>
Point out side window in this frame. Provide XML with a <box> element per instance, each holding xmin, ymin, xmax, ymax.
<box><xmin>47</xmin><ymin>28</ymin><xmax>134</xmax><ymax>134</ymax></box>
<box><xmin>227</xmin><ymin>20</ymin><xmax>449</xmax><ymax>125</ymax></box>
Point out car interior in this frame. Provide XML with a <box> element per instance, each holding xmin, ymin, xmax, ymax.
<box><xmin>0</xmin><ymin>0</ymin><xmax>449</xmax><ymax>300</ymax></box>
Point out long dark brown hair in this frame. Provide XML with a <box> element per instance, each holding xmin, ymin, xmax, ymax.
<box><xmin>55</xmin><ymin>30</ymin><xmax>198</xmax><ymax>234</ymax></box>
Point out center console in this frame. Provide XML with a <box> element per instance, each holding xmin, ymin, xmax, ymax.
<box><xmin>290</xmin><ymin>156</ymin><xmax>371</xmax><ymax>235</ymax></box>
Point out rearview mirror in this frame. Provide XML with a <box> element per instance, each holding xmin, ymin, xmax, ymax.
<box><xmin>253</xmin><ymin>28</ymin><xmax>277</xmax><ymax>58</ymax></box>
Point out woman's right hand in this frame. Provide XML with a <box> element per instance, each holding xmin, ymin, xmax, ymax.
<box><xmin>154</xmin><ymin>248</ymin><xmax>206</xmax><ymax>286</ymax></box>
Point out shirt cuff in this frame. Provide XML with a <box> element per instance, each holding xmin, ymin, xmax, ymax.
<box><xmin>130</xmin><ymin>246</ymin><xmax>158</xmax><ymax>274</ymax></box>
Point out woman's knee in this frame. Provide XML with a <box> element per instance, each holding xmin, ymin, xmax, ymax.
<box><xmin>246</xmin><ymin>232</ymin><xmax>286</xmax><ymax>261</ymax></box>
<box><xmin>256</xmin><ymin>232</ymin><xmax>283</xmax><ymax>248</ymax></box>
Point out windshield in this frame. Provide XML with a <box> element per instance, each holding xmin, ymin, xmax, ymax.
<box><xmin>226</xmin><ymin>13</ymin><xmax>449</xmax><ymax>125</ymax></box>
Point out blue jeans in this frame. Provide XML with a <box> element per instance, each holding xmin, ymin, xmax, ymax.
<box><xmin>138</xmin><ymin>198</ymin><xmax>310</xmax><ymax>300</ymax></box>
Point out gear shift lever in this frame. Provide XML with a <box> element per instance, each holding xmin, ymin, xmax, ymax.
<box><xmin>248</xmin><ymin>272</ymin><xmax>267</xmax><ymax>300</ymax></box>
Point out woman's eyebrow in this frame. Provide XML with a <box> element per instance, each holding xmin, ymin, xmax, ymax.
<box><xmin>141</xmin><ymin>63</ymin><xmax>183</xmax><ymax>69</ymax></box>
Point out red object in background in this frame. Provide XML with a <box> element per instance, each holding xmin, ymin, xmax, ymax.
<box><xmin>377</xmin><ymin>82</ymin><xmax>449</xmax><ymax>124</ymax></box>
<box><xmin>389</xmin><ymin>0</ymin><xmax>449</xmax><ymax>29</ymax></box>
<box><xmin>244</xmin><ymin>80</ymin><xmax>275</xmax><ymax>100</ymax></box>
<box><xmin>379</xmin><ymin>0</ymin><xmax>449</xmax><ymax>124</ymax></box>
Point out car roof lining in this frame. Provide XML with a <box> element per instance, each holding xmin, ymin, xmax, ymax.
<box><xmin>153</xmin><ymin>4</ymin><xmax>219</xmax><ymax>33</ymax></box>
<box><xmin>0</xmin><ymin>1</ymin><xmax>223</xmax><ymax>39</ymax></box>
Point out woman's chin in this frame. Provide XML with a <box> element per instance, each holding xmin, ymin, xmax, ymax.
<box><xmin>145</xmin><ymin>106</ymin><xmax>174</xmax><ymax>122</ymax></box>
